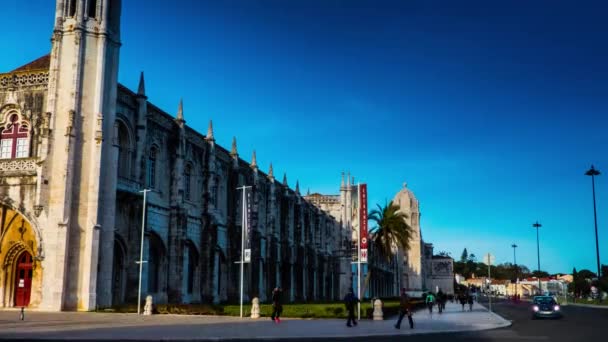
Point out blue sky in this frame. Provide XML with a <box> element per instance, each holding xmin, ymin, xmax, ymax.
<box><xmin>2</xmin><ymin>0</ymin><xmax>607</xmax><ymax>274</ymax></box>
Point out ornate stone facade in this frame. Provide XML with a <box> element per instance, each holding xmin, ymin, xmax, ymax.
<box><xmin>0</xmin><ymin>0</ymin><xmax>350</xmax><ymax>311</ymax></box>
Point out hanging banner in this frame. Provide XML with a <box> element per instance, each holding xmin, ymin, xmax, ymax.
<box><xmin>244</xmin><ymin>188</ymin><xmax>252</xmax><ymax>263</ymax></box>
<box><xmin>359</xmin><ymin>183</ymin><xmax>368</xmax><ymax>263</ymax></box>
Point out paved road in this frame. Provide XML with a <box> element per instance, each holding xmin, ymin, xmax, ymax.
<box><xmin>2</xmin><ymin>298</ymin><xmax>605</xmax><ymax>341</ymax></box>
<box><xmin>335</xmin><ymin>296</ymin><xmax>607</xmax><ymax>342</ymax></box>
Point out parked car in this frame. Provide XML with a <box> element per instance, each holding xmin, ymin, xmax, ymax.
<box><xmin>531</xmin><ymin>296</ymin><xmax>562</xmax><ymax>319</ymax></box>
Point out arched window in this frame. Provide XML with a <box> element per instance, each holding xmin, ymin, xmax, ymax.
<box><xmin>1</xmin><ymin>114</ymin><xmax>30</xmax><ymax>159</ymax></box>
<box><xmin>117</xmin><ymin>122</ymin><xmax>131</xmax><ymax>178</ymax></box>
<box><xmin>147</xmin><ymin>147</ymin><xmax>157</xmax><ymax>189</ymax></box>
<box><xmin>87</xmin><ymin>0</ymin><xmax>97</xmax><ymax>18</ymax></box>
<box><xmin>67</xmin><ymin>0</ymin><xmax>77</xmax><ymax>17</ymax></box>
<box><xmin>184</xmin><ymin>164</ymin><xmax>192</xmax><ymax>201</ymax></box>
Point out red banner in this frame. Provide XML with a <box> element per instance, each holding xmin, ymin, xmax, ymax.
<box><xmin>359</xmin><ymin>184</ymin><xmax>368</xmax><ymax>249</ymax></box>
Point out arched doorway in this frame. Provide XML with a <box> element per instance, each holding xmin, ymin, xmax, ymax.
<box><xmin>112</xmin><ymin>239</ymin><xmax>126</xmax><ymax>305</ymax></box>
<box><xmin>14</xmin><ymin>251</ymin><xmax>33</xmax><ymax>307</ymax></box>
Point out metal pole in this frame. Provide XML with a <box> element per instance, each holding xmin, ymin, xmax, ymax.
<box><xmin>488</xmin><ymin>254</ymin><xmax>492</xmax><ymax>313</ymax></box>
<box><xmin>512</xmin><ymin>244</ymin><xmax>518</xmax><ymax>299</ymax></box>
<box><xmin>357</xmin><ymin>182</ymin><xmax>361</xmax><ymax>321</ymax></box>
<box><xmin>533</xmin><ymin>221</ymin><xmax>542</xmax><ymax>293</ymax></box>
<box><xmin>591</xmin><ymin>173</ymin><xmax>601</xmax><ymax>279</ymax></box>
<box><xmin>137</xmin><ymin>189</ymin><xmax>149</xmax><ymax>315</ymax></box>
<box><xmin>240</xmin><ymin>185</ymin><xmax>246</xmax><ymax>319</ymax></box>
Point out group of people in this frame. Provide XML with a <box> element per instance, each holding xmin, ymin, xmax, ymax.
<box><xmin>272</xmin><ymin>286</ymin><xmax>474</xmax><ymax>327</ymax></box>
<box><xmin>456</xmin><ymin>292</ymin><xmax>475</xmax><ymax>312</ymax></box>
<box><xmin>344</xmin><ymin>287</ymin><xmax>414</xmax><ymax>329</ymax></box>
<box><xmin>424</xmin><ymin>289</ymin><xmax>448</xmax><ymax>314</ymax></box>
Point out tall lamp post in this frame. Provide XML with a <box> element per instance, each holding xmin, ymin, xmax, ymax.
<box><xmin>137</xmin><ymin>189</ymin><xmax>151</xmax><ymax>315</ymax></box>
<box><xmin>585</xmin><ymin>165</ymin><xmax>602</xmax><ymax>280</ymax></box>
<box><xmin>532</xmin><ymin>221</ymin><xmax>542</xmax><ymax>294</ymax></box>
<box><xmin>511</xmin><ymin>244</ymin><xmax>518</xmax><ymax>299</ymax></box>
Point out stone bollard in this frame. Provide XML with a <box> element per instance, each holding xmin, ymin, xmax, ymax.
<box><xmin>143</xmin><ymin>295</ymin><xmax>154</xmax><ymax>316</ymax></box>
<box><xmin>251</xmin><ymin>297</ymin><xmax>260</xmax><ymax>319</ymax></box>
<box><xmin>373</xmin><ymin>299</ymin><xmax>383</xmax><ymax>320</ymax></box>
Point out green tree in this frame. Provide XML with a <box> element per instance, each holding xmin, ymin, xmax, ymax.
<box><xmin>368</xmin><ymin>201</ymin><xmax>414</xmax><ymax>262</ymax></box>
<box><xmin>461</xmin><ymin>248</ymin><xmax>468</xmax><ymax>263</ymax></box>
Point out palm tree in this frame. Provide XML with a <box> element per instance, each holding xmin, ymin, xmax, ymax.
<box><xmin>368</xmin><ymin>201</ymin><xmax>414</xmax><ymax>262</ymax></box>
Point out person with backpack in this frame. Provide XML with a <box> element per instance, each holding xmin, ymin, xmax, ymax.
<box><xmin>425</xmin><ymin>292</ymin><xmax>436</xmax><ymax>315</ymax></box>
<box><xmin>394</xmin><ymin>288</ymin><xmax>414</xmax><ymax>329</ymax></box>
<box><xmin>344</xmin><ymin>288</ymin><xmax>359</xmax><ymax>327</ymax></box>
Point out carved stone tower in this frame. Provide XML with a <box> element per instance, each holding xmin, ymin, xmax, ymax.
<box><xmin>42</xmin><ymin>0</ymin><xmax>121</xmax><ymax>310</ymax></box>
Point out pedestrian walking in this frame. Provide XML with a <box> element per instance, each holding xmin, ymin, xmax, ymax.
<box><xmin>344</xmin><ymin>288</ymin><xmax>359</xmax><ymax>327</ymax></box>
<box><xmin>425</xmin><ymin>292</ymin><xmax>435</xmax><ymax>315</ymax></box>
<box><xmin>467</xmin><ymin>293</ymin><xmax>474</xmax><ymax>311</ymax></box>
<box><xmin>395</xmin><ymin>288</ymin><xmax>414</xmax><ymax>329</ymax></box>
<box><xmin>459</xmin><ymin>293</ymin><xmax>466</xmax><ymax>311</ymax></box>
<box><xmin>270</xmin><ymin>287</ymin><xmax>283</xmax><ymax>323</ymax></box>
<box><xmin>437</xmin><ymin>289</ymin><xmax>446</xmax><ymax>314</ymax></box>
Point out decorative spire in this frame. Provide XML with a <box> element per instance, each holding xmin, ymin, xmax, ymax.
<box><xmin>205</xmin><ymin>120</ymin><xmax>214</xmax><ymax>141</ymax></box>
<box><xmin>307</xmin><ymin>188</ymin><xmax>310</xmax><ymax>196</ymax></box>
<box><xmin>268</xmin><ymin>163</ymin><xmax>274</xmax><ymax>179</ymax></box>
<box><xmin>341</xmin><ymin>171</ymin><xmax>345</xmax><ymax>188</ymax></box>
<box><xmin>230</xmin><ymin>136</ymin><xmax>238</xmax><ymax>157</ymax></box>
<box><xmin>251</xmin><ymin>150</ymin><xmax>257</xmax><ymax>169</ymax></box>
<box><xmin>346</xmin><ymin>172</ymin><xmax>351</xmax><ymax>187</ymax></box>
<box><xmin>282</xmin><ymin>173</ymin><xmax>288</xmax><ymax>186</ymax></box>
<box><xmin>295</xmin><ymin>180</ymin><xmax>300</xmax><ymax>195</ymax></box>
<box><xmin>176</xmin><ymin>98</ymin><xmax>185</xmax><ymax>123</ymax></box>
<box><xmin>137</xmin><ymin>71</ymin><xmax>146</xmax><ymax>96</ymax></box>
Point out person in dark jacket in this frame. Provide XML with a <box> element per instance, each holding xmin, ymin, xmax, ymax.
<box><xmin>270</xmin><ymin>287</ymin><xmax>283</xmax><ymax>323</ymax></box>
<box><xmin>467</xmin><ymin>293</ymin><xmax>474</xmax><ymax>311</ymax></box>
<box><xmin>437</xmin><ymin>289</ymin><xmax>446</xmax><ymax>313</ymax></box>
<box><xmin>394</xmin><ymin>288</ymin><xmax>414</xmax><ymax>329</ymax></box>
<box><xmin>344</xmin><ymin>288</ymin><xmax>359</xmax><ymax>327</ymax></box>
<box><xmin>459</xmin><ymin>292</ymin><xmax>467</xmax><ymax>311</ymax></box>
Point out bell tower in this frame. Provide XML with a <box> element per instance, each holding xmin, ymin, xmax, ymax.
<box><xmin>42</xmin><ymin>0</ymin><xmax>121</xmax><ymax>310</ymax></box>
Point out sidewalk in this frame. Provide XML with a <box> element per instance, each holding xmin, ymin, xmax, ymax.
<box><xmin>566</xmin><ymin>302</ymin><xmax>608</xmax><ymax>309</ymax></box>
<box><xmin>0</xmin><ymin>301</ymin><xmax>511</xmax><ymax>341</ymax></box>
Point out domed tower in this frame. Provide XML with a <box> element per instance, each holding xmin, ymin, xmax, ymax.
<box><xmin>392</xmin><ymin>182</ymin><xmax>423</xmax><ymax>292</ymax></box>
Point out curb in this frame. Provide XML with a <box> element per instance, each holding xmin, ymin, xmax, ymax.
<box><xmin>566</xmin><ymin>303</ymin><xmax>608</xmax><ymax>309</ymax></box>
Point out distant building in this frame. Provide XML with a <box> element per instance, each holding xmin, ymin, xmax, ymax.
<box><xmin>307</xmin><ymin>181</ymin><xmax>454</xmax><ymax>298</ymax></box>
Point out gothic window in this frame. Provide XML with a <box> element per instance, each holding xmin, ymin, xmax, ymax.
<box><xmin>87</xmin><ymin>0</ymin><xmax>97</xmax><ymax>18</ymax></box>
<box><xmin>68</xmin><ymin>0</ymin><xmax>77</xmax><ymax>17</ymax></box>
<box><xmin>184</xmin><ymin>164</ymin><xmax>192</xmax><ymax>201</ymax></box>
<box><xmin>147</xmin><ymin>147</ymin><xmax>157</xmax><ymax>189</ymax></box>
<box><xmin>0</xmin><ymin>114</ymin><xmax>30</xmax><ymax>159</ymax></box>
<box><xmin>117</xmin><ymin>122</ymin><xmax>131</xmax><ymax>178</ymax></box>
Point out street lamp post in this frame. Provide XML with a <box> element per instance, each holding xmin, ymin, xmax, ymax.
<box><xmin>532</xmin><ymin>221</ymin><xmax>542</xmax><ymax>294</ymax></box>
<box><xmin>585</xmin><ymin>165</ymin><xmax>602</xmax><ymax>280</ymax></box>
<box><xmin>137</xmin><ymin>189</ymin><xmax>151</xmax><ymax>315</ymax></box>
<box><xmin>511</xmin><ymin>244</ymin><xmax>518</xmax><ymax>299</ymax></box>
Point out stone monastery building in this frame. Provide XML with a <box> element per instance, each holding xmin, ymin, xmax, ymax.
<box><xmin>0</xmin><ymin>0</ymin><xmax>353</xmax><ymax>311</ymax></box>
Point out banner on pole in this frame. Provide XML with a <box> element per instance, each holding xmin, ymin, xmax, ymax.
<box><xmin>244</xmin><ymin>188</ymin><xmax>252</xmax><ymax>263</ymax></box>
<box><xmin>244</xmin><ymin>248</ymin><xmax>251</xmax><ymax>263</ymax></box>
<box><xmin>359</xmin><ymin>184</ymin><xmax>368</xmax><ymax>262</ymax></box>
<box><xmin>360</xmin><ymin>248</ymin><xmax>368</xmax><ymax>263</ymax></box>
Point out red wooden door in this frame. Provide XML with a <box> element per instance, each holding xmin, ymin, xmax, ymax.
<box><xmin>14</xmin><ymin>252</ymin><xmax>33</xmax><ymax>307</ymax></box>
